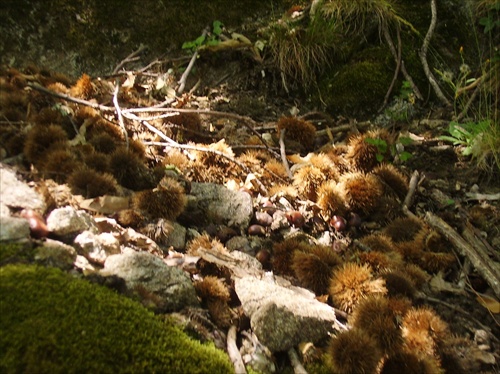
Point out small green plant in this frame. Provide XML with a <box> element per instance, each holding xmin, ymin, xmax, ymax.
<box><xmin>182</xmin><ymin>20</ymin><xmax>224</xmax><ymax>51</ymax></box>
<box><xmin>439</xmin><ymin>120</ymin><xmax>490</xmax><ymax>156</ymax></box>
<box><xmin>365</xmin><ymin>136</ymin><xmax>413</xmax><ymax>163</ymax></box>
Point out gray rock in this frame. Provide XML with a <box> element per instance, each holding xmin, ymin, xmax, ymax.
<box><xmin>34</xmin><ymin>239</ymin><xmax>77</xmax><ymax>270</ymax></box>
<box><xmin>235</xmin><ymin>276</ymin><xmax>338</xmax><ymax>352</ymax></box>
<box><xmin>182</xmin><ymin>183</ymin><xmax>253</xmax><ymax>232</ymax></box>
<box><xmin>102</xmin><ymin>250</ymin><xmax>199</xmax><ymax>312</ymax></box>
<box><xmin>74</xmin><ymin>231</ymin><xmax>121</xmax><ymax>265</ymax></box>
<box><xmin>0</xmin><ymin>165</ymin><xmax>45</xmax><ymax>211</ymax></box>
<box><xmin>164</xmin><ymin>222</ymin><xmax>187</xmax><ymax>250</ymax></box>
<box><xmin>0</xmin><ymin>216</ymin><xmax>30</xmax><ymax>241</ymax></box>
<box><xmin>46</xmin><ymin>206</ymin><xmax>97</xmax><ymax>237</ymax></box>
<box><xmin>226</xmin><ymin>236</ymin><xmax>252</xmax><ymax>253</ymax></box>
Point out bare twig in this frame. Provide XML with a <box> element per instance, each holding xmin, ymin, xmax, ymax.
<box><xmin>287</xmin><ymin>347</ymin><xmax>308</xmax><ymax>374</ymax></box>
<box><xmin>419</xmin><ymin>0</ymin><xmax>451</xmax><ymax>107</ymax></box>
<box><xmin>178</xmin><ymin>27</ymin><xmax>210</xmax><ymax>94</ymax></box>
<box><xmin>424</xmin><ymin>211</ymin><xmax>500</xmax><ymax>299</ymax></box>
<box><xmin>383</xmin><ymin>22</ymin><xmax>423</xmax><ymax>101</ymax></box>
<box><xmin>112</xmin><ymin>44</ymin><xmax>147</xmax><ymax>74</ymax></box>
<box><xmin>279</xmin><ymin>129</ymin><xmax>293</xmax><ymax>180</ymax></box>
<box><xmin>27</xmin><ymin>82</ymin><xmax>114</xmax><ymax>112</ymax></box>
<box><xmin>379</xmin><ymin>24</ymin><xmax>402</xmax><ymax>112</ymax></box>
<box><xmin>227</xmin><ymin>325</ymin><xmax>247</xmax><ymax>374</ymax></box>
<box><xmin>112</xmin><ymin>80</ymin><xmax>129</xmax><ymax>149</ymax></box>
<box><xmin>403</xmin><ymin>170</ymin><xmax>420</xmax><ymax>209</ymax></box>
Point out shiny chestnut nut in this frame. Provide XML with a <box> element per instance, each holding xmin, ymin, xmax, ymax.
<box><xmin>255</xmin><ymin>211</ymin><xmax>273</xmax><ymax>227</ymax></box>
<box><xmin>330</xmin><ymin>215</ymin><xmax>347</xmax><ymax>232</ymax></box>
<box><xmin>261</xmin><ymin>201</ymin><xmax>277</xmax><ymax>215</ymax></box>
<box><xmin>348</xmin><ymin>212</ymin><xmax>362</xmax><ymax>228</ymax></box>
<box><xmin>285</xmin><ymin>211</ymin><xmax>305</xmax><ymax>228</ymax></box>
<box><xmin>248</xmin><ymin>224</ymin><xmax>266</xmax><ymax>236</ymax></box>
<box><xmin>20</xmin><ymin>209</ymin><xmax>49</xmax><ymax>238</ymax></box>
<box><xmin>255</xmin><ymin>249</ymin><xmax>272</xmax><ymax>269</ymax></box>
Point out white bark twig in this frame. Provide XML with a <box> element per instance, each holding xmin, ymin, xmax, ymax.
<box><xmin>178</xmin><ymin>27</ymin><xmax>210</xmax><ymax>94</ymax></box>
<box><xmin>419</xmin><ymin>0</ymin><xmax>451</xmax><ymax>107</ymax></box>
<box><xmin>113</xmin><ymin>80</ymin><xmax>129</xmax><ymax>149</ymax></box>
<box><xmin>227</xmin><ymin>325</ymin><xmax>247</xmax><ymax>374</ymax></box>
<box><xmin>279</xmin><ymin>129</ymin><xmax>293</xmax><ymax>180</ymax></box>
<box><xmin>287</xmin><ymin>347</ymin><xmax>308</xmax><ymax>374</ymax></box>
<box><xmin>113</xmin><ymin>44</ymin><xmax>146</xmax><ymax>74</ymax></box>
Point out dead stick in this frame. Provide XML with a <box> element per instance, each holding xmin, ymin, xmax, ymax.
<box><xmin>287</xmin><ymin>347</ymin><xmax>308</xmax><ymax>374</ymax></box>
<box><xmin>424</xmin><ymin>211</ymin><xmax>500</xmax><ymax>298</ymax></box>
<box><xmin>227</xmin><ymin>325</ymin><xmax>247</xmax><ymax>374</ymax></box>
<box><xmin>112</xmin><ymin>80</ymin><xmax>129</xmax><ymax>149</ymax></box>
<box><xmin>403</xmin><ymin>170</ymin><xmax>420</xmax><ymax>209</ymax></box>
<box><xmin>279</xmin><ymin>129</ymin><xmax>293</xmax><ymax>180</ymax></box>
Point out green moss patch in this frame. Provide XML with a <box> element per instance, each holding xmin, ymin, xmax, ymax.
<box><xmin>0</xmin><ymin>264</ymin><xmax>233</xmax><ymax>373</ymax></box>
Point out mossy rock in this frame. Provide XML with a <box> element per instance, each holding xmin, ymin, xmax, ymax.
<box><xmin>318</xmin><ymin>47</ymin><xmax>394</xmax><ymax>117</ymax></box>
<box><xmin>0</xmin><ymin>264</ymin><xmax>233</xmax><ymax>373</ymax></box>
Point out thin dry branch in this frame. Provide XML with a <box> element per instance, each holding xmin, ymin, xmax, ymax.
<box><xmin>112</xmin><ymin>80</ymin><xmax>129</xmax><ymax>149</ymax></box>
<box><xmin>419</xmin><ymin>0</ymin><xmax>451</xmax><ymax>107</ymax></box>
<box><xmin>279</xmin><ymin>129</ymin><xmax>293</xmax><ymax>180</ymax></box>
<box><xmin>227</xmin><ymin>325</ymin><xmax>247</xmax><ymax>374</ymax></box>
<box><xmin>379</xmin><ymin>24</ymin><xmax>402</xmax><ymax>113</ymax></box>
<box><xmin>112</xmin><ymin>44</ymin><xmax>146</xmax><ymax>74</ymax></box>
<box><xmin>178</xmin><ymin>27</ymin><xmax>209</xmax><ymax>94</ymax></box>
<box><xmin>287</xmin><ymin>347</ymin><xmax>308</xmax><ymax>374</ymax></box>
<box><xmin>424</xmin><ymin>211</ymin><xmax>500</xmax><ymax>299</ymax></box>
<box><xmin>403</xmin><ymin>170</ymin><xmax>421</xmax><ymax>209</ymax></box>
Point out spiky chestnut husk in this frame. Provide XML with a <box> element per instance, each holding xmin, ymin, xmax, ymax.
<box><xmin>346</xmin><ymin>133</ymin><xmax>379</xmax><ymax>172</ymax></box>
<box><xmin>370</xmin><ymin>195</ymin><xmax>403</xmax><ymax>223</ymax></box>
<box><xmin>307</xmin><ymin>244</ymin><xmax>343</xmax><ymax>268</ymax></box>
<box><xmin>88</xmin><ymin>118</ymin><xmax>124</xmax><ymax>142</ymax></box>
<box><xmin>109</xmin><ymin>148</ymin><xmax>155</xmax><ymax>191</ymax></box>
<box><xmin>277</xmin><ymin>116</ymin><xmax>316</xmax><ymax>152</ymax></box>
<box><xmin>308</xmin><ymin>153</ymin><xmax>340</xmax><ymax>181</ymax></box>
<box><xmin>317</xmin><ymin>180</ymin><xmax>349</xmax><ymax>221</ymax></box>
<box><xmin>398</xmin><ymin>263</ymin><xmax>430</xmax><ymax>289</ymax></box>
<box><xmin>70</xmin><ymin>73</ymin><xmax>94</xmax><ymax>99</ymax></box>
<box><xmin>357</xmin><ymin>250</ymin><xmax>402</xmax><ymax>273</ymax></box>
<box><xmin>132</xmin><ymin>179</ymin><xmax>186</xmax><ymax>220</ymax></box>
<box><xmin>166</xmin><ymin>112</ymin><xmax>202</xmax><ymax>142</ymax></box>
<box><xmin>327</xmin><ymin>328</ymin><xmax>383</xmax><ymax>374</ymax></box>
<box><xmin>372</xmin><ymin>163</ymin><xmax>409</xmax><ymax>200</ymax></box>
<box><xmin>291</xmin><ymin>251</ymin><xmax>333</xmax><ymax>295</ymax></box>
<box><xmin>67</xmin><ymin>168</ymin><xmax>119</xmax><ymax>198</ymax></box>
<box><xmin>329</xmin><ymin>262</ymin><xmax>387</xmax><ymax>313</ymax></box>
<box><xmin>38</xmin><ymin>148</ymin><xmax>81</xmax><ymax>183</ymax></box>
<box><xmin>293</xmin><ymin>165</ymin><xmax>326</xmax><ymax>201</ymax></box>
<box><xmin>82</xmin><ymin>151</ymin><xmax>110</xmax><ymax>173</ymax></box>
<box><xmin>194</xmin><ymin>275</ymin><xmax>231</xmax><ymax>302</ymax></box>
<box><xmin>116</xmin><ymin>209</ymin><xmax>144</xmax><ymax>228</ymax></box>
<box><xmin>381</xmin><ymin>270</ymin><xmax>416</xmax><ymax>299</ymax></box>
<box><xmin>413</xmin><ymin>228</ymin><xmax>449</xmax><ymax>253</ymax></box>
<box><xmin>338</xmin><ymin>172</ymin><xmax>383</xmax><ymax>215</ymax></box>
<box><xmin>272</xmin><ymin>238</ymin><xmax>312</xmax><ymax>276</ymax></box>
<box><xmin>394</xmin><ymin>240</ymin><xmax>424</xmax><ymax>264</ymax></box>
<box><xmin>88</xmin><ymin>132</ymin><xmax>119</xmax><ymax>154</ymax></box>
<box><xmin>263</xmin><ymin>158</ymin><xmax>288</xmax><ymax>181</ymax></box>
<box><xmin>418</xmin><ymin>251</ymin><xmax>456</xmax><ymax>274</ymax></box>
<box><xmin>350</xmin><ymin>296</ymin><xmax>404</xmax><ymax>355</ymax></box>
<box><xmin>402</xmin><ymin>307</ymin><xmax>450</xmax><ymax>358</ymax></box>
<box><xmin>23</xmin><ymin>124</ymin><xmax>69</xmax><ymax>165</ymax></box>
<box><xmin>186</xmin><ymin>234</ymin><xmax>226</xmax><ymax>256</ymax></box>
<box><xmin>206</xmin><ymin>298</ymin><xmax>233</xmax><ymax>329</ymax></box>
<box><xmin>268</xmin><ymin>184</ymin><xmax>298</xmax><ymax>200</ymax></box>
<box><xmin>360</xmin><ymin>233</ymin><xmax>398</xmax><ymax>253</ymax></box>
<box><xmin>380</xmin><ymin>351</ymin><xmax>442</xmax><ymax>374</ymax></box>
<box><xmin>46</xmin><ymin>82</ymin><xmax>69</xmax><ymax>95</ymax></box>
<box><xmin>384</xmin><ymin>217</ymin><xmax>423</xmax><ymax>243</ymax></box>
<box><xmin>195</xmin><ymin>139</ymin><xmax>234</xmax><ymax>168</ymax></box>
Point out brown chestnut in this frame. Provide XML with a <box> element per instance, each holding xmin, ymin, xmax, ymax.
<box><xmin>255</xmin><ymin>211</ymin><xmax>273</xmax><ymax>227</ymax></box>
<box><xmin>20</xmin><ymin>209</ymin><xmax>49</xmax><ymax>238</ymax></box>
<box><xmin>255</xmin><ymin>249</ymin><xmax>271</xmax><ymax>269</ymax></box>
<box><xmin>285</xmin><ymin>211</ymin><xmax>305</xmax><ymax>228</ymax></box>
<box><xmin>330</xmin><ymin>215</ymin><xmax>347</xmax><ymax>232</ymax></box>
<box><xmin>248</xmin><ymin>224</ymin><xmax>266</xmax><ymax>236</ymax></box>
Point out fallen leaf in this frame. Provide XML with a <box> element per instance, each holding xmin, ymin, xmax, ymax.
<box><xmin>476</xmin><ymin>294</ymin><xmax>500</xmax><ymax>314</ymax></box>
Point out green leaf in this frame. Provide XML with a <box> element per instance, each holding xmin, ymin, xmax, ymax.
<box><xmin>438</xmin><ymin>135</ymin><xmax>463</xmax><ymax>145</ymax></box>
<box><xmin>376</xmin><ymin>154</ymin><xmax>385</xmax><ymax>162</ymax></box>
<box><xmin>399</xmin><ymin>151</ymin><xmax>413</xmax><ymax>162</ymax></box>
<box><xmin>212</xmin><ymin>20</ymin><xmax>223</xmax><ymax>36</ymax></box>
<box><xmin>398</xmin><ymin>136</ymin><xmax>414</xmax><ymax>146</ymax></box>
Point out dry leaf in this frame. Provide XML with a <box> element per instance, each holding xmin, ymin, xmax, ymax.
<box><xmin>476</xmin><ymin>294</ymin><xmax>500</xmax><ymax>314</ymax></box>
<box><xmin>80</xmin><ymin>195</ymin><xmax>130</xmax><ymax>214</ymax></box>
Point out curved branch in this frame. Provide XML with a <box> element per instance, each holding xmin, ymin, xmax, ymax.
<box><xmin>419</xmin><ymin>0</ymin><xmax>451</xmax><ymax>107</ymax></box>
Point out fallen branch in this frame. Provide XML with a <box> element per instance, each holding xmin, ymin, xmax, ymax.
<box><xmin>419</xmin><ymin>0</ymin><xmax>451</xmax><ymax>107</ymax></box>
<box><xmin>227</xmin><ymin>325</ymin><xmax>247</xmax><ymax>374</ymax></box>
<box><xmin>178</xmin><ymin>27</ymin><xmax>209</xmax><ymax>94</ymax></box>
<box><xmin>287</xmin><ymin>347</ymin><xmax>308</xmax><ymax>374</ymax></box>
<box><xmin>379</xmin><ymin>24</ymin><xmax>403</xmax><ymax>113</ymax></box>
<box><xmin>112</xmin><ymin>80</ymin><xmax>129</xmax><ymax>149</ymax></box>
<box><xmin>279</xmin><ymin>129</ymin><xmax>293</xmax><ymax>180</ymax></box>
<box><xmin>403</xmin><ymin>170</ymin><xmax>421</xmax><ymax>209</ymax></box>
<box><xmin>424</xmin><ymin>211</ymin><xmax>500</xmax><ymax>299</ymax></box>
<box><xmin>112</xmin><ymin>44</ymin><xmax>146</xmax><ymax>74</ymax></box>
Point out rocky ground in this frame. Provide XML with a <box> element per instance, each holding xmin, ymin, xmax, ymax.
<box><xmin>0</xmin><ymin>45</ymin><xmax>499</xmax><ymax>373</ymax></box>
